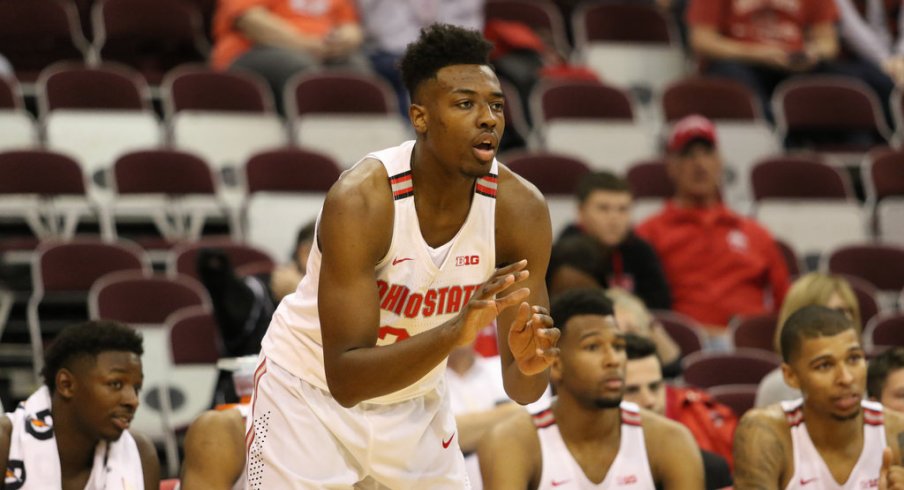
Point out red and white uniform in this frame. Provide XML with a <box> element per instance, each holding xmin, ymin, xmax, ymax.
<box><xmin>534</xmin><ymin>401</ymin><xmax>656</xmax><ymax>489</ymax></box>
<box><xmin>781</xmin><ymin>398</ymin><xmax>886</xmax><ymax>490</ymax></box>
<box><xmin>248</xmin><ymin>140</ymin><xmax>498</xmax><ymax>488</ymax></box>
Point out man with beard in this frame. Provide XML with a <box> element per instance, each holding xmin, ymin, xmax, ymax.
<box><xmin>734</xmin><ymin>305</ymin><xmax>904</xmax><ymax>489</ymax></box>
<box><xmin>477</xmin><ymin>288</ymin><xmax>702</xmax><ymax>489</ymax></box>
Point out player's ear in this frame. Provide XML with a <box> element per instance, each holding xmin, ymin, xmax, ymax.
<box><xmin>56</xmin><ymin>368</ymin><xmax>77</xmax><ymax>399</ymax></box>
<box><xmin>410</xmin><ymin>103</ymin><xmax>427</xmax><ymax>135</ymax></box>
<box><xmin>781</xmin><ymin>362</ymin><xmax>800</xmax><ymax>390</ymax></box>
<box><xmin>551</xmin><ymin>355</ymin><xmax>563</xmax><ymax>383</ymax></box>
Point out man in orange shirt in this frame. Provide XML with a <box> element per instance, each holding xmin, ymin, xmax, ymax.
<box><xmin>211</xmin><ymin>0</ymin><xmax>370</xmax><ymax>107</ymax></box>
<box><xmin>636</xmin><ymin>115</ymin><xmax>789</xmax><ymax>340</ymax></box>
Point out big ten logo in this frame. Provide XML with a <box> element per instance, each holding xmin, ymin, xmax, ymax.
<box><xmin>455</xmin><ymin>255</ymin><xmax>479</xmax><ymax>267</ymax></box>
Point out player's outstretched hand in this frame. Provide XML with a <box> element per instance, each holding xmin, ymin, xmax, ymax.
<box><xmin>508</xmin><ymin>302</ymin><xmax>560</xmax><ymax>376</ymax></box>
<box><xmin>453</xmin><ymin>260</ymin><xmax>530</xmax><ymax>347</ymax></box>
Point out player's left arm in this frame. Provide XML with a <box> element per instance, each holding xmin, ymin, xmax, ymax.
<box><xmin>180</xmin><ymin>410</ymin><xmax>246</xmax><ymax>490</ymax></box>
<box><xmin>494</xmin><ymin>166</ymin><xmax>559</xmax><ymax>404</ymax></box>
<box><xmin>882</xmin><ymin>410</ymin><xmax>904</xmax><ymax>489</ymax></box>
<box><xmin>133</xmin><ymin>431</ymin><xmax>161</xmax><ymax>490</ymax></box>
<box><xmin>644</xmin><ymin>414</ymin><xmax>705</xmax><ymax>489</ymax></box>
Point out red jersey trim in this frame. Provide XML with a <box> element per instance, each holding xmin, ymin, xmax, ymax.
<box><xmin>532</xmin><ymin>408</ymin><xmax>556</xmax><ymax>428</ymax></box>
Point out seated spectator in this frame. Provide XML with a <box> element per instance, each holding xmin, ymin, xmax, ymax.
<box><xmin>755</xmin><ymin>272</ymin><xmax>862</xmax><ymax>408</ymax></box>
<box><xmin>357</xmin><ymin>0</ymin><xmax>484</xmax><ymax>112</ymax></box>
<box><xmin>868</xmin><ymin>347</ymin><xmax>904</xmax><ymax>413</ymax></box>
<box><xmin>606</xmin><ymin>288</ymin><xmax>681</xmax><ymax>376</ymax></box>
<box><xmin>688</xmin><ymin>0</ymin><xmax>893</xmax><ymax>127</ymax></box>
<box><xmin>0</xmin><ymin>321</ymin><xmax>159</xmax><ymax>489</ymax></box>
<box><xmin>445</xmin><ymin>341</ymin><xmax>550</xmax><ymax>490</ymax></box>
<box><xmin>636</xmin><ymin>115</ymin><xmax>790</xmax><ymax>341</ymax></box>
<box><xmin>554</xmin><ymin>170</ymin><xmax>671</xmax><ymax>310</ymax></box>
<box><xmin>623</xmin><ymin>333</ymin><xmax>734</xmax><ymax>488</ymax></box>
<box><xmin>836</xmin><ymin>0</ymin><xmax>904</xmax><ymax>86</ymax></box>
<box><xmin>270</xmin><ymin>220</ymin><xmax>316</xmax><ymax>300</ymax></box>
<box><xmin>211</xmin><ymin>0</ymin><xmax>370</xmax><ymax>107</ymax></box>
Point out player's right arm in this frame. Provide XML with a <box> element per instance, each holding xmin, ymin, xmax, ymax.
<box><xmin>180</xmin><ymin>410</ymin><xmax>245</xmax><ymax>490</ymax></box>
<box><xmin>319</xmin><ymin>160</ymin><xmax>529</xmax><ymax>407</ymax></box>
<box><xmin>477</xmin><ymin>411</ymin><xmax>540</xmax><ymax>490</ymax></box>
<box><xmin>733</xmin><ymin>407</ymin><xmax>789</xmax><ymax>490</ymax></box>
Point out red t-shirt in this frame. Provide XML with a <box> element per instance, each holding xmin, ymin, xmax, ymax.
<box><xmin>636</xmin><ymin>202</ymin><xmax>789</xmax><ymax>327</ymax></box>
<box><xmin>666</xmin><ymin>385</ymin><xmax>738</xmax><ymax>466</ymax></box>
<box><xmin>687</xmin><ymin>0</ymin><xmax>838</xmax><ymax>51</ymax></box>
<box><xmin>211</xmin><ymin>0</ymin><xmax>359</xmax><ymax>69</ymax></box>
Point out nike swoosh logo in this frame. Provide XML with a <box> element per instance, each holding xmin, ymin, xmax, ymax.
<box><xmin>442</xmin><ymin>433</ymin><xmax>455</xmax><ymax>448</ymax></box>
<box><xmin>551</xmin><ymin>480</ymin><xmax>569</xmax><ymax>487</ymax></box>
<box><xmin>392</xmin><ymin>257</ymin><xmax>413</xmax><ymax>266</ymax></box>
<box><xmin>800</xmin><ymin>478</ymin><xmax>818</xmax><ymax>485</ymax></box>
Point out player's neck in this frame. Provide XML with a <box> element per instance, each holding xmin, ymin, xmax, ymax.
<box><xmin>553</xmin><ymin>395</ymin><xmax>621</xmax><ymax>442</ymax></box>
<box><xmin>410</xmin><ymin>143</ymin><xmax>477</xmax><ymax>203</ymax></box>
<box><xmin>51</xmin><ymin>404</ymin><xmax>98</xmax><ymax>473</ymax></box>
<box><xmin>802</xmin><ymin>402</ymin><xmax>863</xmax><ymax>451</ymax></box>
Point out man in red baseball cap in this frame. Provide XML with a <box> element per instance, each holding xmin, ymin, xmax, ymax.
<box><xmin>636</xmin><ymin>115</ymin><xmax>790</xmax><ymax>343</ymax></box>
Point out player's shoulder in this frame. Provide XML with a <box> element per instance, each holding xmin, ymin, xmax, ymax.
<box><xmin>495</xmin><ymin>163</ymin><xmax>547</xmax><ymax>212</ymax></box>
<box><xmin>322</xmin><ymin>158</ymin><xmax>393</xmax><ymax>220</ymax></box>
<box><xmin>738</xmin><ymin>404</ymin><xmax>791</xmax><ymax>438</ymax></box>
<box><xmin>489</xmin><ymin>405</ymin><xmax>537</xmax><ymax>445</ymax></box>
<box><xmin>638</xmin><ymin>408</ymin><xmax>696</xmax><ymax>448</ymax></box>
<box><xmin>190</xmin><ymin>408</ymin><xmax>245</xmax><ymax>434</ymax></box>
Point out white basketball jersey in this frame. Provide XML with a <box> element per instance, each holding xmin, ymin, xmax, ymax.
<box><xmin>534</xmin><ymin>401</ymin><xmax>656</xmax><ymax>489</ymax></box>
<box><xmin>781</xmin><ymin>398</ymin><xmax>886</xmax><ymax>490</ymax></box>
<box><xmin>261</xmin><ymin>140</ymin><xmax>498</xmax><ymax>405</ymax></box>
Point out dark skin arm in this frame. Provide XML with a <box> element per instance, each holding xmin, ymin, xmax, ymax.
<box><xmin>644</xmin><ymin>412</ymin><xmax>704</xmax><ymax>488</ymax></box>
<box><xmin>477</xmin><ymin>410</ymin><xmax>541</xmax><ymax>490</ymax></box>
<box><xmin>733</xmin><ymin>407</ymin><xmax>789</xmax><ymax>490</ymax></box>
<box><xmin>0</xmin><ymin>416</ymin><xmax>10</xmax><ymax>480</ymax></box>
<box><xmin>881</xmin><ymin>410</ymin><xmax>904</xmax><ymax>490</ymax></box>
<box><xmin>133</xmin><ymin>432</ymin><xmax>160</xmax><ymax>490</ymax></box>
<box><xmin>180</xmin><ymin>410</ymin><xmax>245</xmax><ymax>490</ymax></box>
<box><xmin>494</xmin><ymin>166</ymin><xmax>559</xmax><ymax>404</ymax></box>
<box><xmin>319</xmin><ymin>160</ymin><xmax>531</xmax><ymax>407</ymax></box>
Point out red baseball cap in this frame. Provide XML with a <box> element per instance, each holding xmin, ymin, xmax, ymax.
<box><xmin>667</xmin><ymin>114</ymin><xmax>717</xmax><ymax>153</ymax></box>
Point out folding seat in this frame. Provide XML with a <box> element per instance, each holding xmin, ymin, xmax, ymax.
<box><xmin>109</xmin><ymin>149</ymin><xmax>235</xmax><ymax>256</ymax></box>
<box><xmin>572</xmin><ymin>2</ymin><xmax>686</xmax><ymax>94</ymax></box>
<box><xmin>825</xmin><ymin>244</ymin><xmax>904</xmax><ymax>311</ymax></box>
<box><xmin>485</xmin><ymin>0</ymin><xmax>571</xmax><ymax>56</ymax></box>
<box><xmin>27</xmin><ymin>238</ymin><xmax>150</xmax><ymax>376</ymax></box>
<box><xmin>625</xmin><ymin>158</ymin><xmax>669</xmax><ymax>223</ymax></box>
<box><xmin>863</xmin><ymin>312</ymin><xmax>904</xmax><ymax>352</ymax></box>
<box><xmin>775</xmin><ymin>239</ymin><xmax>803</xmax><ymax>277</ymax></box>
<box><xmin>0</xmin><ymin>77</ymin><xmax>37</xmax><ymax>151</ymax></box>
<box><xmin>531</xmin><ymin>79</ymin><xmax>656</xmax><ymax>174</ymax></box>
<box><xmin>861</xmin><ymin>149</ymin><xmax>904</xmax><ymax>242</ymax></box>
<box><xmin>729</xmin><ymin>312</ymin><xmax>779</xmax><ymax>353</ymax></box>
<box><xmin>773</xmin><ymin>76</ymin><xmax>891</xmax><ymax>161</ymax></box>
<box><xmin>244</xmin><ymin>148</ymin><xmax>342</xmax><ymax>260</ymax></box>
<box><xmin>662</xmin><ymin>77</ymin><xmax>760</xmax><ymax>122</ymax></box>
<box><xmin>752</xmin><ymin>155</ymin><xmax>866</xmax><ymax>261</ymax></box>
<box><xmin>682</xmin><ymin>349</ymin><xmax>781</xmax><ymax>389</ymax></box>
<box><xmin>0</xmin><ymin>0</ymin><xmax>88</xmax><ymax>84</ymax></box>
<box><xmin>88</xmin><ymin>270</ymin><xmax>211</xmax><ymax>472</ymax></box>
<box><xmin>168</xmin><ymin>239</ymin><xmax>275</xmax><ymax>281</ymax></box>
<box><xmin>285</xmin><ymin>72</ymin><xmax>411</xmax><ymax>169</ymax></box>
<box><xmin>38</xmin><ymin>62</ymin><xmax>162</xmax><ymax>182</ymax></box>
<box><xmin>841</xmin><ymin>274</ymin><xmax>882</xmax><ymax>327</ymax></box>
<box><xmin>0</xmin><ymin>150</ymin><xmax>109</xmax><ymax>253</ymax></box>
<box><xmin>163</xmin><ymin>66</ymin><xmax>287</xmax><ymax>183</ymax></box>
<box><xmin>92</xmin><ymin>0</ymin><xmax>208</xmax><ymax>85</ymax></box>
<box><xmin>651</xmin><ymin>310</ymin><xmax>705</xmax><ymax>358</ymax></box>
<box><xmin>504</xmin><ymin>151</ymin><xmax>591</xmax><ymax>236</ymax></box>
<box><xmin>707</xmin><ymin>384</ymin><xmax>759</xmax><ymax>418</ymax></box>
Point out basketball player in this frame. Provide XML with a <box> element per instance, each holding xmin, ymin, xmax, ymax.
<box><xmin>734</xmin><ymin>305</ymin><xmax>904</xmax><ymax>489</ymax></box>
<box><xmin>0</xmin><ymin>321</ymin><xmax>159</xmax><ymax>489</ymax></box>
<box><xmin>477</xmin><ymin>288</ymin><xmax>703</xmax><ymax>489</ymax></box>
<box><xmin>247</xmin><ymin>23</ymin><xmax>559</xmax><ymax>488</ymax></box>
<box><xmin>179</xmin><ymin>406</ymin><xmax>246</xmax><ymax>490</ymax></box>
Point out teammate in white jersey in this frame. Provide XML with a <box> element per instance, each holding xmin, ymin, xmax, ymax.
<box><xmin>247</xmin><ymin>23</ymin><xmax>559</xmax><ymax>488</ymax></box>
<box><xmin>478</xmin><ymin>288</ymin><xmax>703</xmax><ymax>489</ymax></box>
<box><xmin>0</xmin><ymin>321</ymin><xmax>159</xmax><ymax>490</ymax></box>
<box><xmin>734</xmin><ymin>305</ymin><xmax>904</xmax><ymax>489</ymax></box>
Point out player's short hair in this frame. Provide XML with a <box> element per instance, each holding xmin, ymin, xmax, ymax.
<box><xmin>624</xmin><ymin>333</ymin><xmax>657</xmax><ymax>361</ymax></box>
<box><xmin>42</xmin><ymin>320</ymin><xmax>143</xmax><ymax>391</ymax></box>
<box><xmin>399</xmin><ymin>23</ymin><xmax>493</xmax><ymax>102</ymax></box>
<box><xmin>576</xmin><ymin>171</ymin><xmax>631</xmax><ymax>204</ymax></box>
<box><xmin>780</xmin><ymin>305</ymin><xmax>856</xmax><ymax>363</ymax></box>
<box><xmin>867</xmin><ymin>347</ymin><xmax>904</xmax><ymax>398</ymax></box>
<box><xmin>551</xmin><ymin>288</ymin><xmax>614</xmax><ymax>337</ymax></box>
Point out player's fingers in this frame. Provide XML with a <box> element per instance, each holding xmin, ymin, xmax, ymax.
<box><xmin>508</xmin><ymin>302</ymin><xmax>532</xmax><ymax>333</ymax></box>
<box><xmin>530</xmin><ymin>313</ymin><xmax>554</xmax><ymax>329</ymax></box>
<box><xmin>495</xmin><ymin>287</ymin><xmax>530</xmax><ymax>312</ymax></box>
<box><xmin>480</xmin><ymin>270</ymin><xmax>528</xmax><ymax>298</ymax></box>
<box><xmin>493</xmin><ymin>259</ymin><xmax>528</xmax><ymax>277</ymax></box>
<box><xmin>531</xmin><ymin>305</ymin><xmax>549</xmax><ymax>316</ymax></box>
<box><xmin>535</xmin><ymin>326</ymin><xmax>560</xmax><ymax>346</ymax></box>
<box><xmin>536</xmin><ymin>346</ymin><xmax>560</xmax><ymax>360</ymax></box>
